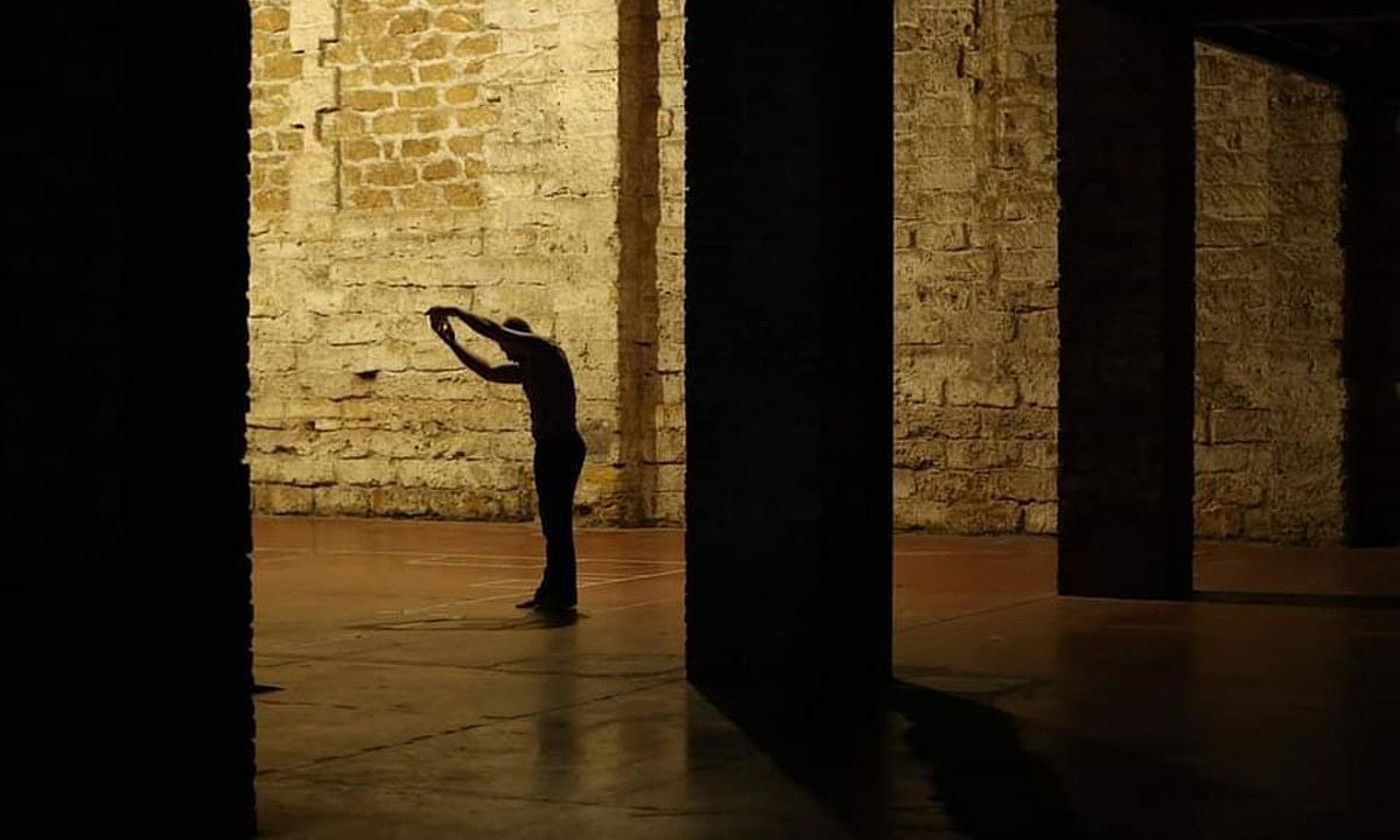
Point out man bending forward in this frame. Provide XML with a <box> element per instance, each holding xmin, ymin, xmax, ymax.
<box><xmin>428</xmin><ymin>306</ymin><xmax>585</xmax><ymax>612</ymax></box>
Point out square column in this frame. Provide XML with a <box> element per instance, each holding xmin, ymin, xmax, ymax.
<box><xmin>684</xmin><ymin>3</ymin><xmax>894</xmax><ymax>715</ymax></box>
<box><xmin>1056</xmin><ymin>1</ymin><xmax>1197</xmax><ymax>598</ymax></box>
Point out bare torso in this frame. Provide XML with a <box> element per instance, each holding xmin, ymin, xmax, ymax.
<box><xmin>519</xmin><ymin>339</ymin><xmax>579</xmax><ymax>441</ymax></box>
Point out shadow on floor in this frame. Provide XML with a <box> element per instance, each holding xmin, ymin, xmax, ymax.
<box><xmin>1194</xmin><ymin>590</ymin><xmax>1400</xmax><ymax>609</ymax></box>
<box><xmin>694</xmin><ymin>678</ymin><xmax>1253</xmax><ymax>839</ymax></box>
<box><xmin>889</xmin><ymin>680</ymin><xmax>1085</xmax><ymax>838</ymax></box>
<box><xmin>695</xmin><ymin>678</ymin><xmax>1086</xmax><ymax>838</ymax></box>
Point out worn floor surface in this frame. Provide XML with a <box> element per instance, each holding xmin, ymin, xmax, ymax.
<box><xmin>253</xmin><ymin>516</ymin><xmax>1400</xmax><ymax>838</ymax></box>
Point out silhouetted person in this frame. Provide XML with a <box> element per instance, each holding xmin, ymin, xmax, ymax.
<box><xmin>427</xmin><ymin>306</ymin><xmax>585</xmax><ymax>612</ymax></box>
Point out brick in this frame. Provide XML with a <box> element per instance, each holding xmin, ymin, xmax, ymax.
<box><xmin>372</xmin><ymin>110</ymin><xmax>417</xmax><ymax>133</ymax></box>
<box><xmin>397</xmin><ymin>87</ymin><xmax>439</xmax><ymax>108</ymax></box>
<box><xmin>944</xmin><ymin>501</ymin><xmax>1024</xmax><ymax>534</ymax></box>
<box><xmin>343</xmin><ymin>10</ymin><xmax>393</xmax><ymax>39</ymax></box>
<box><xmin>399</xmin><ymin>184</ymin><xmax>443</xmax><ymax>208</ymax></box>
<box><xmin>370</xmin><ymin>487</ymin><xmax>431</xmax><ymax>516</ymax></box>
<box><xmin>364</xmin><ymin>37</ymin><xmax>406</xmax><ymax>62</ymax></box>
<box><xmin>400</xmin><ymin>137</ymin><xmax>440</xmax><ymax>158</ymax></box>
<box><xmin>388</xmin><ymin>9</ymin><xmax>431</xmax><ymax>35</ymax></box>
<box><xmin>420</xmin><ymin>159</ymin><xmax>460</xmax><ymax>181</ymax></box>
<box><xmin>372</xmin><ymin>64</ymin><xmax>415</xmax><ymax>86</ymax></box>
<box><xmin>1210</xmin><ymin>409</ymin><xmax>1270</xmax><ymax>443</ymax></box>
<box><xmin>445</xmin><ymin>84</ymin><xmax>479</xmax><ymax>104</ymax></box>
<box><xmin>275</xmin><ymin>130</ymin><xmax>304</xmax><ymax>151</ymax></box>
<box><xmin>437</xmin><ymin>9</ymin><xmax>482</xmax><ymax>31</ymax></box>
<box><xmin>252</xmin><ymin>7</ymin><xmax>291</xmax><ymax>32</ymax></box>
<box><xmin>1024</xmin><ymin>502</ymin><xmax>1057</xmax><ymax>534</ymax></box>
<box><xmin>256</xmin><ymin>484</ymin><xmax>314</xmax><ymax>515</ymax></box>
<box><xmin>1197</xmin><ymin>474</ymin><xmax>1266</xmax><ymax>507</ymax></box>
<box><xmin>411</xmin><ymin>35</ymin><xmax>449</xmax><ymax>60</ymax></box>
<box><xmin>365</xmin><ymin>161</ymin><xmax>417</xmax><ymax>186</ymax></box>
<box><xmin>442</xmin><ymin>183</ymin><xmax>483</xmax><ymax>207</ymax></box>
<box><xmin>447</xmin><ymin>134</ymin><xmax>484</xmax><ymax>155</ymax></box>
<box><xmin>323</xmin><ymin>41</ymin><xmax>359</xmax><ymax>66</ymax></box>
<box><xmin>946</xmin><ymin>378</ymin><xmax>1018</xmax><ymax>408</ymax></box>
<box><xmin>344</xmin><ymin>89</ymin><xmax>394</xmax><ymax>111</ymax></box>
<box><xmin>313</xmin><ymin>486</ymin><xmax>372</xmax><ymax>516</ymax></box>
<box><xmin>453</xmin><ymin>34</ymin><xmax>498</xmax><ymax>58</ymax></box>
<box><xmin>413</xmin><ymin>110</ymin><xmax>450</xmax><ymax>132</ymax></box>
<box><xmin>343</xmin><ymin>139</ymin><xmax>381</xmax><ymax>161</ymax></box>
<box><xmin>347</xmin><ymin>188</ymin><xmax>393</xmax><ymax>209</ymax></box>
<box><xmin>946</xmin><ymin>440</ymin><xmax>1023</xmax><ymax>470</ymax></box>
<box><xmin>252</xmin><ymin>189</ymin><xmax>290</xmax><ymax>214</ymax></box>
<box><xmin>261</xmin><ymin>53</ymin><xmax>303</xmax><ymax>81</ymax></box>
<box><xmin>417</xmin><ymin>62</ymin><xmax>457</xmax><ymax>83</ymax></box>
<box><xmin>990</xmin><ymin>468</ymin><xmax>1055</xmax><ymax>502</ymax></box>
<box><xmin>455</xmin><ymin>106</ymin><xmax>498</xmax><ymax>129</ymax></box>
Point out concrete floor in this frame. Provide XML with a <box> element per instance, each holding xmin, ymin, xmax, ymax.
<box><xmin>253</xmin><ymin>516</ymin><xmax>1400</xmax><ymax>838</ymax></box>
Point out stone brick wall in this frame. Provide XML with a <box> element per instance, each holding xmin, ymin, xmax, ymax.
<box><xmin>653</xmin><ymin>0</ymin><xmax>686</xmax><ymax>524</ymax></box>
<box><xmin>246</xmin><ymin>2</ymin><xmax>1346</xmax><ymax>543</ymax></box>
<box><xmin>248</xmin><ymin>0</ymin><xmax>634</xmax><ymax>522</ymax></box>
<box><xmin>1193</xmin><ymin>43</ymin><xmax>1346</xmax><ymax>543</ymax></box>
<box><xmin>891</xmin><ymin>12</ymin><xmax>1345</xmax><ymax>543</ymax></box>
<box><xmin>893</xmin><ymin>0</ymin><xmax>1060</xmax><ymax>534</ymax></box>
<box><xmin>615</xmin><ymin>0</ymin><xmax>685</xmax><ymax>525</ymax></box>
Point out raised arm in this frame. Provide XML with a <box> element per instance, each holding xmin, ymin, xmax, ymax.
<box><xmin>440</xmin><ymin>307</ymin><xmax>550</xmax><ymax>359</ymax></box>
<box><xmin>428</xmin><ymin>310</ymin><xmax>522</xmax><ymax>383</ymax></box>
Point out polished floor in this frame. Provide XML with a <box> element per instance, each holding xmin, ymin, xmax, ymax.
<box><xmin>253</xmin><ymin>516</ymin><xmax>1400</xmax><ymax>838</ymax></box>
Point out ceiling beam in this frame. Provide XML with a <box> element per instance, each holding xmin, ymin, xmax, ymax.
<box><xmin>1198</xmin><ymin>26</ymin><xmax>1400</xmax><ymax>97</ymax></box>
<box><xmin>1194</xmin><ymin>0</ymin><xmax>1400</xmax><ymax>27</ymax></box>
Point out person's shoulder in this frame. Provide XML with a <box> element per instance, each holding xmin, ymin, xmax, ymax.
<box><xmin>508</xmin><ymin>330</ymin><xmax>552</xmax><ymax>352</ymax></box>
<box><xmin>520</xmin><ymin>335</ymin><xmax>564</xmax><ymax>362</ymax></box>
<box><xmin>540</xmin><ymin>338</ymin><xmax>572</xmax><ymax>366</ymax></box>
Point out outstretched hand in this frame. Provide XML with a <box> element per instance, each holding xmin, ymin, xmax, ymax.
<box><xmin>427</xmin><ymin>308</ymin><xmax>456</xmax><ymax>344</ymax></box>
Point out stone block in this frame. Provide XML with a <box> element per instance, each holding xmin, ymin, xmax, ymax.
<box><xmin>1024</xmin><ymin>502</ymin><xmax>1057</xmax><ymax>534</ymax></box>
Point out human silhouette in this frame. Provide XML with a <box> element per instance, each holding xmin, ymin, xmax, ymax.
<box><xmin>427</xmin><ymin>306</ymin><xmax>585</xmax><ymax>612</ymax></box>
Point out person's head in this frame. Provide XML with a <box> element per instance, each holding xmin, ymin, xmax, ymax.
<box><xmin>501</xmin><ymin>316</ymin><xmax>531</xmax><ymax>362</ymax></box>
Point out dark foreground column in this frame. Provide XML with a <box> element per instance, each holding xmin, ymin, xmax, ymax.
<box><xmin>1056</xmin><ymin>1</ymin><xmax>1196</xmax><ymax>598</ymax></box>
<box><xmin>685</xmin><ymin>3</ymin><xmax>893</xmax><ymax>717</ymax></box>
<box><xmin>2</xmin><ymin>6</ymin><xmax>255</xmax><ymax>835</ymax></box>
<box><xmin>1341</xmin><ymin>91</ymin><xmax>1400</xmax><ymax>547</ymax></box>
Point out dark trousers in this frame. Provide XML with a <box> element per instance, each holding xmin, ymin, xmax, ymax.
<box><xmin>533</xmin><ymin>432</ymin><xmax>586</xmax><ymax>604</ymax></box>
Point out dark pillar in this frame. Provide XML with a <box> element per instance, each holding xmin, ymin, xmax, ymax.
<box><xmin>145</xmin><ymin>6</ymin><xmax>258</xmax><ymax>828</ymax></box>
<box><xmin>1055</xmin><ymin>1</ymin><xmax>1196</xmax><ymax>598</ymax></box>
<box><xmin>1341</xmin><ymin>91</ymin><xmax>1400</xmax><ymax>547</ymax></box>
<box><xmin>3</xmin><ymin>7</ymin><xmax>134</xmax><ymax>831</ymax></box>
<box><xmin>617</xmin><ymin>0</ymin><xmax>662</xmax><ymax>524</ymax></box>
<box><xmin>2</xmin><ymin>5</ymin><xmax>254</xmax><ymax>834</ymax></box>
<box><xmin>685</xmin><ymin>3</ymin><xmax>893</xmax><ymax>717</ymax></box>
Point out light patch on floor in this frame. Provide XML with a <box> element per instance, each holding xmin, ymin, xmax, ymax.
<box><xmin>254</xmin><ymin>516</ymin><xmax>1400</xmax><ymax>838</ymax></box>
